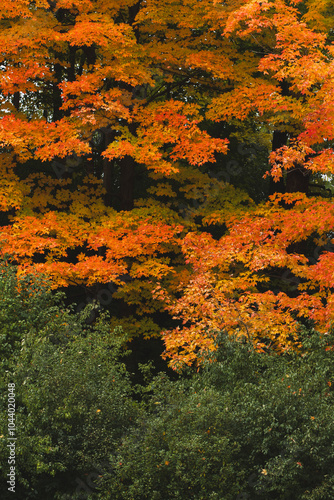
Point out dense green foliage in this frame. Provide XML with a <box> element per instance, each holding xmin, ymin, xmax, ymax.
<box><xmin>100</xmin><ymin>333</ymin><xmax>334</xmax><ymax>500</ymax></box>
<box><xmin>0</xmin><ymin>263</ymin><xmax>140</xmax><ymax>499</ymax></box>
<box><xmin>1</xmin><ymin>264</ymin><xmax>334</xmax><ymax>499</ymax></box>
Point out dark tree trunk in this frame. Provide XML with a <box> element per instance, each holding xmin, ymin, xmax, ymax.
<box><xmin>118</xmin><ymin>121</ymin><xmax>137</xmax><ymax>211</ymax></box>
<box><xmin>52</xmin><ymin>63</ymin><xmax>63</xmax><ymax>121</ymax></box>
<box><xmin>128</xmin><ymin>1</ymin><xmax>142</xmax><ymax>41</ymax></box>
<box><xmin>119</xmin><ymin>155</ymin><xmax>135</xmax><ymax>211</ymax></box>
<box><xmin>269</xmin><ymin>129</ymin><xmax>288</xmax><ymax>196</ymax></box>
<box><xmin>67</xmin><ymin>45</ymin><xmax>76</xmax><ymax>82</ymax></box>
<box><xmin>84</xmin><ymin>45</ymin><xmax>96</xmax><ymax>67</ymax></box>
<box><xmin>12</xmin><ymin>92</ymin><xmax>20</xmax><ymax>111</ymax></box>
<box><xmin>102</xmin><ymin>128</ymin><xmax>115</xmax><ymax>207</ymax></box>
<box><xmin>269</xmin><ymin>130</ymin><xmax>310</xmax><ymax>196</ymax></box>
<box><xmin>285</xmin><ymin>166</ymin><xmax>310</xmax><ymax>194</ymax></box>
<box><xmin>269</xmin><ymin>78</ymin><xmax>311</xmax><ymax>196</ymax></box>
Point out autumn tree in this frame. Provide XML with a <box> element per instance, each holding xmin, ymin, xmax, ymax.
<box><xmin>1</xmin><ymin>0</ymin><xmax>334</xmax><ymax>367</ymax></box>
<box><xmin>156</xmin><ymin>0</ymin><xmax>334</xmax><ymax>367</ymax></box>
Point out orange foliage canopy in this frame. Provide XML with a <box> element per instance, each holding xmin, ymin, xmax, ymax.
<box><xmin>1</xmin><ymin>0</ymin><xmax>334</xmax><ymax>368</ymax></box>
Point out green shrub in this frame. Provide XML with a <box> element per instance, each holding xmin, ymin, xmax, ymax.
<box><xmin>0</xmin><ymin>263</ymin><xmax>140</xmax><ymax>499</ymax></box>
